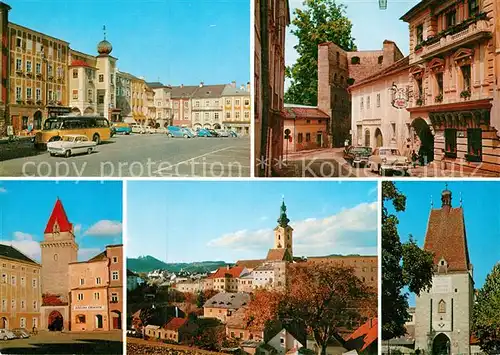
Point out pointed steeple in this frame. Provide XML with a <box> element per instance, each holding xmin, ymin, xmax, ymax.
<box><xmin>277</xmin><ymin>197</ymin><xmax>290</xmax><ymax>227</ymax></box>
<box><xmin>44</xmin><ymin>198</ymin><xmax>73</xmax><ymax>234</ymax></box>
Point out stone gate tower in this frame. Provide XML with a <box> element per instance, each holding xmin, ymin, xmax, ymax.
<box><xmin>414</xmin><ymin>187</ymin><xmax>474</xmax><ymax>355</ymax></box>
<box><xmin>40</xmin><ymin>198</ymin><xmax>79</xmax><ymax>300</ymax></box>
<box><xmin>274</xmin><ymin>198</ymin><xmax>293</xmax><ymax>258</ymax></box>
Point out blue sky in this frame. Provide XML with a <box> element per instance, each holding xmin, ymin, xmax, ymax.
<box><xmin>387</xmin><ymin>181</ymin><xmax>500</xmax><ymax>305</ymax></box>
<box><xmin>127</xmin><ymin>181</ymin><xmax>378</xmax><ymax>263</ymax></box>
<box><xmin>9</xmin><ymin>0</ymin><xmax>250</xmax><ymax>86</ymax></box>
<box><xmin>0</xmin><ymin>180</ymin><xmax>123</xmax><ymax>262</ymax></box>
<box><xmin>286</xmin><ymin>0</ymin><xmax>420</xmax><ymax>69</ymax></box>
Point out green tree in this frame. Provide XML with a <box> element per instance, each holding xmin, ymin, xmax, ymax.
<box><xmin>382</xmin><ymin>181</ymin><xmax>434</xmax><ymax>340</ymax></box>
<box><xmin>196</xmin><ymin>290</ymin><xmax>205</xmax><ymax>308</ymax></box>
<box><xmin>285</xmin><ymin>0</ymin><xmax>356</xmax><ymax>106</ymax></box>
<box><xmin>472</xmin><ymin>263</ymin><xmax>500</xmax><ymax>353</ymax></box>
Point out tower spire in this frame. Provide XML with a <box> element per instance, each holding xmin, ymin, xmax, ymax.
<box><xmin>103</xmin><ymin>25</ymin><xmax>106</xmax><ymax>40</ymax></box>
<box><xmin>441</xmin><ymin>183</ymin><xmax>452</xmax><ymax>209</ymax></box>
<box><xmin>277</xmin><ymin>197</ymin><xmax>290</xmax><ymax>227</ymax></box>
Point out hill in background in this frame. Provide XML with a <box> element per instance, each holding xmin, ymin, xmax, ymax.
<box><xmin>127</xmin><ymin>255</ymin><xmax>227</xmax><ymax>274</ymax></box>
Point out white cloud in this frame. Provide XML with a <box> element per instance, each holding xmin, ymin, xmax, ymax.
<box><xmin>0</xmin><ymin>232</ymin><xmax>41</xmax><ymax>261</ymax></box>
<box><xmin>0</xmin><ymin>187</ymin><xmax>7</xmax><ymax>193</ymax></box>
<box><xmin>78</xmin><ymin>248</ymin><xmax>103</xmax><ymax>262</ymax></box>
<box><xmin>207</xmin><ymin>202</ymin><xmax>378</xmax><ymax>257</ymax></box>
<box><xmin>84</xmin><ymin>220</ymin><xmax>122</xmax><ymax>236</ymax></box>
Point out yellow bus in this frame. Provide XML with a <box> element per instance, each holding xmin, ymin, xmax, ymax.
<box><xmin>34</xmin><ymin>115</ymin><xmax>112</xmax><ymax>149</ymax></box>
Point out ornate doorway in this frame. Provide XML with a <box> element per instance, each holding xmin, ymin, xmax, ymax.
<box><xmin>48</xmin><ymin>311</ymin><xmax>63</xmax><ymax>331</ymax></box>
<box><xmin>412</xmin><ymin>117</ymin><xmax>434</xmax><ymax>163</ymax></box>
<box><xmin>432</xmin><ymin>333</ymin><xmax>451</xmax><ymax>355</ymax></box>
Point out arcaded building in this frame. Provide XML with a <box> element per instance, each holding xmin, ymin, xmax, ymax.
<box><xmin>68</xmin><ymin>244</ymin><xmax>123</xmax><ymax>331</ymax></box>
<box><xmin>0</xmin><ymin>245</ymin><xmax>42</xmax><ymax>330</ymax></box>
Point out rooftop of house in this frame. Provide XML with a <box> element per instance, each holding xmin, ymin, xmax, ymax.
<box><xmin>349</xmin><ymin>56</ymin><xmax>410</xmax><ymax>90</ymax></box>
<box><xmin>266</xmin><ymin>248</ymin><xmax>290</xmax><ymax>261</ymax></box>
<box><xmin>203</xmin><ymin>292</ymin><xmax>251</xmax><ymax>309</ymax></box>
<box><xmin>164</xmin><ymin>317</ymin><xmax>188</xmax><ymax>331</ymax></box>
<box><xmin>236</xmin><ymin>259</ymin><xmax>265</xmax><ymax>269</ymax></box>
<box><xmin>0</xmin><ymin>244</ymin><xmax>39</xmax><ymax>266</ymax></box>
<box><xmin>209</xmin><ymin>266</ymin><xmax>245</xmax><ymax>279</ymax></box>
<box><xmin>221</xmin><ymin>85</ymin><xmax>250</xmax><ymax>96</ymax></box>
<box><xmin>191</xmin><ymin>84</ymin><xmax>227</xmax><ymax>99</ymax></box>
<box><xmin>282</xmin><ymin>105</ymin><xmax>329</xmax><ymax>120</ymax></box>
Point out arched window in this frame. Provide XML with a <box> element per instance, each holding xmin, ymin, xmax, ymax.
<box><xmin>351</xmin><ymin>56</ymin><xmax>361</xmax><ymax>65</ymax></box>
<box><xmin>438</xmin><ymin>299</ymin><xmax>446</xmax><ymax>313</ymax></box>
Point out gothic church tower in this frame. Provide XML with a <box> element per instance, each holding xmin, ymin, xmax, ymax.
<box><xmin>414</xmin><ymin>187</ymin><xmax>474</xmax><ymax>355</ymax></box>
<box><xmin>274</xmin><ymin>198</ymin><xmax>293</xmax><ymax>258</ymax></box>
<box><xmin>40</xmin><ymin>198</ymin><xmax>79</xmax><ymax>300</ymax></box>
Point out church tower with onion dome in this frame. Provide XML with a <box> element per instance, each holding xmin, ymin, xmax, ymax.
<box><xmin>273</xmin><ymin>198</ymin><xmax>294</xmax><ymax>258</ymax></box>
<box><xmin>95</xmin><ymin>25</ymin><xmax>118</xmax><ymax>120</ymax></box>
<box><xmin>414</xmin><ymin>186</ymin><xmax>474</xmax><ymax>355</ymax></box>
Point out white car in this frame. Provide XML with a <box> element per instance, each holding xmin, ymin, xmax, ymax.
<box><xmin>144</xmin><ymin>126</ymin><xmax>155</xmax><ymax>134</ymax></box>
<box><xmin>47</xmin><ymin>134</ymin><xmax>97</xmax><ymax>158</ymax></box>
<box><xmin>130</xmin><ymin>124</ymin><xmax>146</xmax><ymax>134</ymax></box>
<box><xmin>0</xmin><ymin>329</ymin><xmax>16</xmax><ymax>340</ymax></box>
<box><xmin>368</xmin><ymin>147</ymin><xmax>410</xmax><ymax>176</ymax></box>
<box><xmin>215</xmin><ymin>129</ymin><xmax>230</xmax><ymax>137</ymax></box>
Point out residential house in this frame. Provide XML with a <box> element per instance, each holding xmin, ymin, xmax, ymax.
<box><xmin>159</xmin><ymin>317</ymin><xmax>197</xmax><ymax>343</ymax></box>
<box><xmin>147</xmin><ymin>82</ymin><xmax>172</xmax><ymax>127</ymax></box>
<box><xmin>203</xmin><ymin>292</ymin><xmax>251</xmax><ymax>323</ymax></box>
<box><xmin>190</xmin><ymin>83</ymin><xmax>225</xmax><ymax>130</ymax></box>
<box><xmin>226</xmin><ymin>308</ymin><xmax>264</xmax><ymax>342</ymax></box>
<box><xmin>209</xmin><ymin>266</ymin><xmax>247</xmax><ymax>293</ymax></box>
<box><xmin>127</xmin><ymin>269</ymin><xmax>142</xmax><ymax>291</ymax></box>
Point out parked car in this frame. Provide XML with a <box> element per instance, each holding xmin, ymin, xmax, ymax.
<box><xmin>47</xmin><ymin>134</ymin><xmax>97</xmax><ymax>157</ymax></box>
<box><xmin>12</xmin><ymin>328</ymin><xmax>30</xmax><ymax>339</ymax></box>
<box><xmin>112</xmin><ymin>122</ymin><xmax>132</xmax><ymax>135</ymax></box>
<box><xmin>197</xmin><ymin>128</ymin><xmax>212</xmax><ymax>137</ymax></box>
<box><xmin>183</xmin><ymin>128</ymin><xmax>197</xmax><ymax>137</ymax></box>
<box><xmin>0</xmin><ymin>329</ymin><xmax>16</xmax><ymax>340</ymax></box>
<box><xmin>207</xmin><ymin>128</ymin><xmax>220</xmax><ymax>137</ymax></box>
<box><xmin>215</xmin><ymin>129</ymin><xmax>230</xmax><ymax>137</ymax></box>
<box><xmin>126</xmin><ymin>329</ymin><xmax>142</xmax><ymax>338</ymax></box>
<box><xmin>156</xmin><ymin>127</ymin><xmax>168</xmax><ymax>134</ymax></box>
<box><xmin>167</xmin><ymin>126</ymin><xmax>194</xmax><ymax>138</ymax></box>
<box><xmin>368</xmin><ymin>147</ymin><xmax>409</xmax><ymax>176</ymax></box>
<box><xmin>129</xmin><ymin>123</ymin><xmax>146</xmax><ymax>134</ymax></box>
<box><xmin>228</xmin><ymin>130</ymin><xmax>238</xmax><ymax>137</ymax></box>
<box><xmin>343</xmin><ymin>146</ymin><xmax>372</xmax><ymax>167</ymax></box>
<box><xmin>144</xmin><ymin>126</ymin><xmax>155</xmax><ymax>134</ymax></box>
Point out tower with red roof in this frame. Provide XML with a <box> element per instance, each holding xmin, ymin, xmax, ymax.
<box><xmin>40</xmin><ymin>198</ymin><xmax>79</xmax><ymax>302</ymax></box>
<box><xmin>414</xmin><ymin>186</ymin><xmax>473</xmax><ymax>355</ymax></box>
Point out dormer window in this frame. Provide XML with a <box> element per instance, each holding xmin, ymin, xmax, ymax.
<box><xmin>438</xmin><ymin>257</ymin><xmax>448</xmax><ymax>273</ymax></box>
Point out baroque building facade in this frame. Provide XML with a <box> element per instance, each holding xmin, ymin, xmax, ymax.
<box><xmin>221</xmin><ymin>82</ymin><xmax>251</xmax><ymax>135</ymax></box>
<box><xmin>401</xmin><ymin>0</ymin><xmax>500</xmax><ymax>173</ymax></box>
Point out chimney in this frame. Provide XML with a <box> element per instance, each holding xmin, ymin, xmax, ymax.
<box><xmin>199</xmin><ymin>81</ymin><xmax>204</xmax><ymax>87</ymax></box>
<box><xmin>231</xmin><ymin>81</ymin><xmax>236</xmax><ymax>88</ymax></box>
<box><xmin>246</xmin><ymin>81</ymin><xmax>250</xmax><ymax>92</ymax></box>
<box><xmin>382</xmin><ymin>40</ymin><xmax>403</xmax><ymax>68</ymax></box>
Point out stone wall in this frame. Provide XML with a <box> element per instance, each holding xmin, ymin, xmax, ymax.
<box><xmin>127</xmin><ymin>338</ymin><xmax>230</xmax><ymax>355</ymax></box>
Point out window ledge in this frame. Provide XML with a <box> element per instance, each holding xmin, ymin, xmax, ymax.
<box><xmin>465</xmin><ymin>153</ymin><xmax>482</xmax><ymax>162</ymax></box>
<box><xmin>444</xmin><ymin>151</ymin><xmax>457</xmax><ymax>159</ymax></box>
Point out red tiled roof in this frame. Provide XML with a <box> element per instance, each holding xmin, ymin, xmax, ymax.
<box><xmin>44</xmin><ymin>199</ymin><xmax>73</xmax><ymax>233</ymax></box>
<box><xmin>70</xmin><ymin>59</ymin><xmax>92</xmax><ymax>68</ymax></box>
<box><xmin>164</xmin><ymin>317</ymin><xmax>187</xmax><ymax>331</ymax></box>
<box><xmin>42</xmin><ymin>294</ymin><xmax>67</xmax><ymax>306</ymax></box>
<box><xmin>424</xmin><ymin>206</ymin><xmax>470</xmax><ymax>271</ymax></box>
<box><xmin>266</xmin><ymin>248</ymin><xmax>289</xmax><ymax>261</ymax></box>
<box><xmin>282</xmin><ymin>106</ymin><xmax>329</xmax><ymax>119</ymax></box>
<box><xmin>345</xmin><ymin>318</ymin><xmax>378</xmax><ymax>352</ymax></box>
<box><xmin>209</xmin><ymin>266</ymin><xmax>245</xmax><ymax>279</ymax></box>
<box><xmin>236</xmin><ymin>260</ymin><xmax>264</xmax><ymax>269</ymax></box>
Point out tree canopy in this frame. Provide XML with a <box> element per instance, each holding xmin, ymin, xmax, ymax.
<box><xmin>381</xmin><ymin>181</ymin><xmax>434</xmax><ymax>340</ymax></box>
<box><xmin>285</xmin><ymin>0</ymin><xmax>356</xmax><ymax>106</ymax></box>
<box><xmin>472</xmin><ymin>263</ymin><xmax>500</xmax><ymax>353</ymax></box>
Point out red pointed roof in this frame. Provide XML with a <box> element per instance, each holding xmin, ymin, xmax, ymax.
<box><xmin>209</xmin><ymin>266</ymin><xmax>245</xmax><ymax>279</ymax></box>
<box><xmin>344</xmin><ymin>318</ymin><xmax>378</xmax><ymax>352</ymax></box>
<box><xmin>44</xmin><ymin>199</ymin><xmax>73</xmax><ymax>234</ymax></box>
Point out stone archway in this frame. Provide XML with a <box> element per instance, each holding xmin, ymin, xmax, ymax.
<box><xmin>203</xmin><ymin>123</ymin><xmax>211</xmax><ymax>129</ymax></box>
<box><xmin>0</xmin><ymin>317</ymin><xmax>7</xmax><ymax>329</ymax></box>
<box><xmin>48</xmin><ymin>311</ymin><xmax>63</xmax><ymax>331</ymax></box>
<box><xmin>364</xmin><ymin>129</ymin><xmax>370</xmax><ymax>147</ymax></box>
<box><xmin>110</xmin><ymin>310</ymin><xmax>121</xmax><ymax>330</ymax></box>
<box><xmin>433</xmin><ymin>333</ymin><xmax>451</xmax><ymax>355</ymax></box>
<box><xmin>412</xmin><ymin>117</ymin><xmax>434</xmax><ymax>163</ymax></box>
<box><xmin>71</xmin><ymin>107</ymin><xmax>81</xmax><ymax>116</ymax></box>
<box><xmin>34</xmin><ymin>110</ymin><xmax>43</xmax><ymax>130</ymax></box>
<box><xmin>374</xmin><ymin>128</ymin><xmax>383</xmax><ymax>147</ymax></box>
<box><xmin>213</xmin><ymin>123</ymin><xmax>221</xmax><ymax>129</ymax></box>
<box><xmin>83</xmin><ymin>107</ymin><xmax>94</xmax><ymax>115</ymax></box>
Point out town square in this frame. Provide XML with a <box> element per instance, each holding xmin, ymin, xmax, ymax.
<box><xmin>125</xmin><ymin>181</ymin><xmax>379</xmax><ymax>355</ymax></box>
<box><xmin>0</xmin><ymin>0</ymin><xmax>250</xmax><ymax>177</ymax></box>
<box><xmin>256</xmin><ymin>0</ymin><xmax>500</xmax><ymax>177</ymax></box>
<box><xmin>0</xmin><ymin>180</ymin><xmax>123</xmax><ymax>354</ymax></box>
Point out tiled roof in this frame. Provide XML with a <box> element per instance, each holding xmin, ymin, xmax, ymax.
<box><xmin>170</xmin><ymin>85</ymin><xmax>199</xmax><ymax>98</ymax></box>
<box><xmin>344</xmin><ymin>318</ymin><xmax>378</xmax><ymax>352</ymax></box>
<box><xmin>42</xmin><ymin>293</ymin><xmax>68</xmax><ymax>306</ymax></box>
<box><xmin>209</xmin><ymin>266</ymin><xmax>245</xmax><ymax>279</ymax></box>
<box><xmin>221</xmin><ymin>85</ymin><xmax>250</xmax><ymax>96</ymax></box>
<box><xmin>88</xmin><ymin>251</ymin><xmax>107</xmax><ymax>262</ymax></box>
<box><xmin>236</xmin><ymin>259</ymin><xmax>264</xmax><ymax>269</ymax></box>
<box><xmin>164</xmin><ymin>317</ymin><xmax>187</xmax><ymax>331</ymax></box>
<box><xmin>0</xmin><ymin>244</ymin><xmax>38</xmax><ymax>265</ymax></box>
<box><xmin>70</xmin><ymin>60</ymin><xmax>93</xmax><ymax>68</ymax></box>
<box><xmin>266</xmin><ymin>248</ymin><xmax>290</xmax><ymax>261</ymax></box>
<box><xmin>146</xmin><ymin>82</ymin><xmax>164</xmax><ymax>88</ymax></box>
<box><xmin>203</xmin><ymin>292</ymin><xmax>251</xmax><ymax>309</ymax></box>
<box><xmin>282</xmin><ymin>106</ymin><xmax>329</xmax><ymax>119</ymax></box>
<box><xmin>424</xmin><ymin>206</ymin><xmax>470</xmax><ymax>271</ymax></box>
<box><xmin>225</xmin><ymin>308</ymin><xmax>249</xmax><ymax>329</ymax></box>
<box><xmin>349</xmin><ymin>56</ymin><xmax>410</xmax><ymax>89</ymax></box>
<box><xmin>192</xmin><ymin>84</ymin><xmax>227</xmax><ymax>99</ymax></box>
<box><xmin>44</xmin><ymin>199</ymin><xmax>73</xmax><ymax>233</ymax></box>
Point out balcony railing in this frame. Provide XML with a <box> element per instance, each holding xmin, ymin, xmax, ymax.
<box><xmin>413</xmin><ymin>13</ymin><xmax>491</xmax><ymax>62</ymax></box>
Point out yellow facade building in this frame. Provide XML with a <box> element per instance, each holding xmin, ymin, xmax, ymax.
<box><xmin>221</xmin><ymin>82</ymin><xmax>251</xmax><ymax>135</ymax></box>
